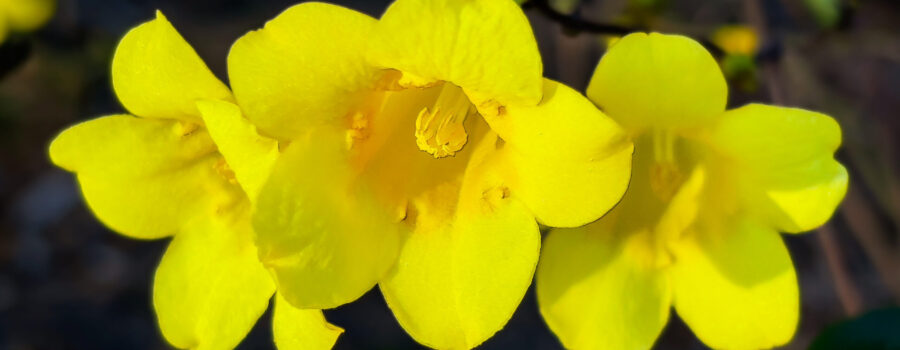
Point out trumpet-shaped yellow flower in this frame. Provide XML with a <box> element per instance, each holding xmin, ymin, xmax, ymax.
<box><xmin>712</xmin><ymin>25</ymin><xmax>759</xmax><ymax>56</ymax></box>
<box><xmin>537</xmin><ymin>33</ymin><xmax>848</xmax><ymax>350</ymax></box>
<box><xmin>228</xmin><ymin>1</ymin><xmax>633</xmax><ymax>348</ymax></box>
<box><xmin>0</xmin><ymin>0</ymin><xmax>54</xmax><ymax>43</ymax></box>
<box><xmin>49</xmin><ymin>12</ymin><xmax>340</xmax><ymax>350</ymax></box>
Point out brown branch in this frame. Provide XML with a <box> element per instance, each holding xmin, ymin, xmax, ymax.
<box><xmin>817</xmin><ymin>224</ymin><xmax>863</xmax><ymax>316</ymax></box>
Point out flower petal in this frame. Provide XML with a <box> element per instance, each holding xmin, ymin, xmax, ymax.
<box><xmin>711</xmin><ymin>104</ymin><xmax>848</xmax><ymax>232</ymax></box>
<box><xmin>228</xmin><ymin>3</ymin><xmax>380</xmax><ymax>140</ymax></box>
<box><xmin>48</xmin><ymin>115</ymin><xmax>240</xmax><ymax>239</ymax></box>
<box><xmin>587</xmin><ymin>32</ymin><xmax>727</xmax><ymax>130</ymax></box>
<box><xmin>655</xmin><ymin>166</ymin><xmax>707</xmax><ymax>242</ymax></box>
<box><xmin>4</xmin><ymin>0</ymin><xmax>54</xmax><ymax>32</ymax></box>
<box><xmin>273</xmin><ymin>293</ymin><xmax>343</xmax><ymax>350</ymax></box>
<box><xmin>380</xmin><ymin>134</ymin><xmax>540</xmax><ymax>349</ymax></box>
<box><xmin>537</xmin><ymin>227</ymin><xmax>671</xmax><ymax>350</ymax></box>
<box><xmin>153</xmin><ymin>207</ymin><xmax>275</xmax><ymax>350</ymax></box>
<box><xmin>671</xmin><ymin>218</ymin><xmax>799</xmax><ymax>349</ymax></box>
<box><xmin>371</xmin><ymin>0</ymin><xmax>543</xmax><ymax>110</ymax></box>
<box><xmin>486</xmin><ymin>79</ymin><xmax>633</xmax><ymax>227</ymax></box>
<box><xmin>253</xmin><ymin>129</ymin><xmax>400</xmax><ymax>309</ymax></box>
<box><xmin>112</xmin><ymin>11</ymin><xmax>232</xmax><ymax>122</ymax></box>
<box><xmin>196</xmin><ymin>100</ymin><xmax>279</xmax><ymax>201</ymax></box>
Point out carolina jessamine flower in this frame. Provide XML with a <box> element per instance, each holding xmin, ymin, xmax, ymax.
<box><xmin>712</xmin><ymin>25</ymin><xmax>759</xmax><ymax>90</ymax></box>
<box><xmin>49</xmin><ymin>12</ymin><xmax>340</xmax><ymax>350</ymax></box>
<box><xmin>228</xmin><ymin>1</ymin><xmax>633</xmax><ymax>348</ymax></box>
<box><xmin>537</xmin><ymin>33</ymin><xmax>848</xmax><ymax>349</ymax></box>
<box><xmin>712</xmin><ymin>25</ymin><xmax>758</xmax><ymax>57</ymax></box>
<box><xmin>0</xmin><ymin>0</ymin><xmax>54</xmax><ymax>43</ymax></box>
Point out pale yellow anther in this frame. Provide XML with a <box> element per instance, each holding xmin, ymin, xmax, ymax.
<box><xmin>415</xmin><ymin>84</ymin><xmax>471</xmax><ymax>158</ymax></box>
<box><xmin>214</xmin><ymin>158</ymin><xmax>238</xmax><ymax>185</ymax></box>
<box><xmin>175</xmin><ymin>121</ymin><xmax>200</xmax><ymax>136</ymax></box>
<box><xmin>345</xmin><ymin>112</ymin><xmax>370</xmax><ymax>149</ymax></box>
<box><xmin>649</xmin><ymin>130</ymin><xmax>684</xmax><ymax>201</ymax></box>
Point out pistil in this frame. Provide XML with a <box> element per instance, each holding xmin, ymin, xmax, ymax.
<box><xmin>414</xmin><ymin>83</ymin><xmax>472</xmax><ymax>158</ymax></box>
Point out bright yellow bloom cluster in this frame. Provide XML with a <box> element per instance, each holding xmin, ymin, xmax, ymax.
<box><xmin>47</xmin><ymin>1</ymin><xmax>847</xmax><ymax>350</ymax></box>
<box><xmin>537</xmin><ymin>33</ymin><xmax>847</xmax><ymax>350</ymax></box>
<box><xmin>50</xmin><ymin>1</ymin><xmax>634</xmax><ymax>349</ymax></box>
<box><xmin>0</xmin><ymin>0</ymin><xmax>53</xmax><ymax>43</ymax></box>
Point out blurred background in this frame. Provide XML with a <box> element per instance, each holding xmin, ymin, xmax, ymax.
<box><xmin>0</xmin><ymin>0</ymin><xmax>898</xmax><ymax>349</ymax></box>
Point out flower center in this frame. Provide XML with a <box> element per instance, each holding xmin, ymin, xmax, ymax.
<box><xmin>649</xmin><ymin>129</ymin><xmax>684</xmax><ymax>201</ymax></box>
<box><xmin>414</xmin><ymin>83</ymin><xmax>472</xmax><ymax>158</ymax></box>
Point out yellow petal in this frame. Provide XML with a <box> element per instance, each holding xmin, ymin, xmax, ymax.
<box><xmin>486</xmin><ymin>79</ymin><xmax>633</xmax><ymax>227</ymax></box>
<box><xmin>112</xmin><ymin>11</ymin><xmax>232</xmax><ymax>121</ymax></box>
<box><xmin>253</xmin><ymin>129</ymin><xmax>400</xmax><ymax>309</ymax></box>
<box><xmin>711</xmin><ymin>104</ymin><xmax>848</xmax><ymax>232</ymax></box>
<box><xmin>655</xmin><ymin>166</ymin><xmax>706</xmax><ymax>242</ymax></box>
<box><xmin>371</xmin><ymin>0</ymin><xmax>543</xmax><ymax>110</ymax></box>
<box><xmin>273</xmin><ymin>293</ymin><xmax>343</xmax><ymax>350</ymax></box>
<box><xmin>2</xmin><ymin>0</ymin><xmax>54</xmax><ymax>32</ymax></box>
<box><xmin>587</xmin><ymin>32</ymin><xmax>727</xmax><ymax>130</ymax></box>
<box><xmin>671</xmin><ymin>218</ymin><xmax>799</xmax><ymax>349</ymax></box>
<box><xmin>49</xmin><ymin>115</ymin><xmax>240</xmax><ymax>239</ymax></box>
<box><xmin>197</xmin><ymin>100</ymin><xmax>279</xmax><ymax>201</ymax></box>
<box><xmin>537</xmin><ymin>227</ymin><xmax>671</xmax><ymax>350</ymax></box>
<box><xmin>228</xmin><ymin>3</ymin><xmax>380</xmax><ymax>140</ymax></box>
<box><xmin>380</xmin><ymin>135</ymin><xmax>540</xmax><ymax>349</ymax></box>
<box><xmin>153</xmin><ymin>207</ymin><xmax>275</xmax><ymax>350</ymax></box>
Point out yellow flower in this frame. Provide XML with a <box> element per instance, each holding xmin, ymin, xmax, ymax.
<box><xmin>0</xmin><ymin>0</ymin><xmax>54</xmax><ymax>43</ymax></box>
<box><xmin>537</xmin><ymin>33</ymin><xmax>848</xmax><ymax>349</ymax></box>
<box><xmin>49</xmin><ymin>12</ymin><xmax>340</xmax><ymax>350</ymax></box>
<box><xmin>712</xmin><ymin>25</ymin><xmax>759</xmax><ymax>56</ymax></box>
<box><xmin>228</xmin><ymin>1</ymin><xmax>633</xmax><ymax>348</ymax></box>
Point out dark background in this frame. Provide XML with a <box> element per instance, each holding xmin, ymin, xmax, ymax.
<box><xmin>1</xmin><ymin>0</ymin><xmax>898</xmax><ymax>349</ymax></box>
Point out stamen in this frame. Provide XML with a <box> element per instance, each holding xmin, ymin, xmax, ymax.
<box><xmin>345</xmin><ymin>111</ymin><xmax>370</xmax><ymax>149</ymax></box>
<box><xmin>175</xmin><ymin>121</ymin><xmax>199</xmax><ymax>137</ymax></box>
<box><xmin>214</xmin><ymin>158</ymin><xmax>238</xmax><ymax>185</ymax></box>
<box><xmin>415</xmin><ymin>84</ymin><xmax>471</xmax><ymax>158</ymax></box>
<box><xmin>649</xmin><ymin>130</ymin><xmax>683</xmax><ymax>201</ymax></box>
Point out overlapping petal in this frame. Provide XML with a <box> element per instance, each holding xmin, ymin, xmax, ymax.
<box><xmin>253</xmin><ymin>129</ymin><xmax>401</xmax><ymax>309</ymax></box>
<box><xmin>273</xmin><ymin>293</ymin><xmax>343</xmax><ymax>350</ymax></box>
<box><xmin>671</xmin><ymin>218</ymin><xmax>799</xmax><ymax>349</ymax></box>
<box><xmin>153</xmin><ymin>208</ymin><xmax>275</xmax><ymax>350</ymax></box>
<box><xmin>197</xmin><ymin>99</ymin><xmax>279</xmax><ymax>201</ymax></box>
<box><xmin>710</xmin><ymin>104</ymin><xmax>848</xmax><ymax>233</ymax></box>
<box><xmin>228</xmin><ymin>3</ymin><xmax>380</xmax><ymax>140</ymax></box>
<box><xmin>587</xmin><ymin>32</ymin><xmax>727</xmax><ymax>130</ymax></box>
<box><xmin>49</xmin><ymin>115</ymin><xmax>239</xmax><ymax>239</ymax></box>
<box><xmin>112</xmin><ymin>11</ymin><xmax>232</xmax><ymax>122</ymax></box>
<box><xmin>380</xmin><ymin>134</ymin><xmax>540</xmax><ymax>349</ymax></box>
<box><xmin>486</xmin><ymin>79</ymin><xmax>633</xmax><ymax>227</ymax></box>
<box><xmin>371</xmin><ymin>0</ymin><xmax>543</xmax><ymax>111</ymax></box>
<box><xmin>537</xmin><ymin>227</ymin><xmax>670</xmax><ymax>350</ymax></box>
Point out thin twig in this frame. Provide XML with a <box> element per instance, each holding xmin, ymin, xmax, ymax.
<box><xmin>840</xmin><ymin>184</ymin><xmax>900</xmax><ymax>303</ymax></box>
<box><xmin>522</xmin><ymin>0</ymin><xmax>638</xmax><ymax>35</ymax></box>
<box><xmin>817</xmin><ymin>224</ymin><xmax>863</xmax><ymax>316</ymax></box>
<box><xmin>523</xmin><ymin>0</ymin><xmax>728</xmax><ymax>58</ymax></box>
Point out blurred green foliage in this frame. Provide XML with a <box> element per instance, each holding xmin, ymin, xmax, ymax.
<box><xmin>809</xmin><ymin>308</ymin><xmax>900</xmax><ymax>350</ymax></box>
<box><xmin>804</xmin><ymin>0</ymin><xmax>841</xmax><ymax>28</ymax></box>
